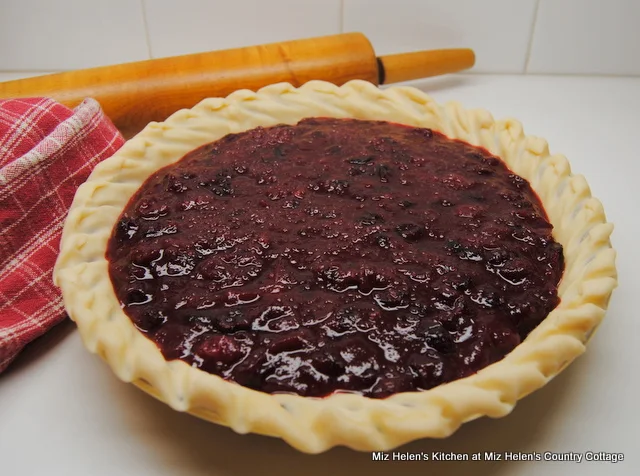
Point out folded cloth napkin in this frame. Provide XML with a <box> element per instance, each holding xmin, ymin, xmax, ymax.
<box><xmin>0</xmin><ymin>97</ymin><xmax>125</xmax><ymax>372</ymax></box>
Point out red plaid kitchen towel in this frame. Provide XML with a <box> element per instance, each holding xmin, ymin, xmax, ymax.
<box><xmin>0</xmin><ymin>97</ymin><xmax>125</xmax><ymax>372</ymax></box>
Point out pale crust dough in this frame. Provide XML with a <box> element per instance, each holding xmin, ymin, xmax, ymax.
<box><xmin>53</xmin><ymin>80</ymin><xmax>617</xmax><ymax>453</ymax></box>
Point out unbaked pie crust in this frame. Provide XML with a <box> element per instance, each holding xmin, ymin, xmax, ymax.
<box><xmin>53</xmin><ymin>80</ymin><xmax>617</xmax><ymax>453</ymax></box>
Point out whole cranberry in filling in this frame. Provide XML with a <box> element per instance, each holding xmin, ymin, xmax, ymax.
<box><xmin>107</xmin><ymin>118</ymin><xmax>564</xmax><ymax>399</ymax></box>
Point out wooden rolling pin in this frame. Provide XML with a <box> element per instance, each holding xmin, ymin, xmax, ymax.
<box><xmin>0</xmin><ymin>33</ymin><xmax>474</xmax><ymax>137</ymax></box>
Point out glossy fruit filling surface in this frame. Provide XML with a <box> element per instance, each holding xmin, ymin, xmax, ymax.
<box><xmin>107</xmin><ymin>118</ymin><xmax>564</xmax><ymax>398</ymax></box>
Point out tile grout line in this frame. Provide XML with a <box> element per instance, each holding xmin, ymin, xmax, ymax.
<box><xmin>139</xmin><ymin>0</ymin><xmax>154</xmax><ymax>59</ymax></box>
<box><xmin>524</xmin><ymin>0</ymin><xmax>541</xmax><ymax>73</ymax></box>
<box><xmin>0</xmin><ymin>71</ymin><xmax>59</xmax><ymax>74</ymax></box>
<box><xmin>0</xmin><ymin>71</ymin><xmax>638</xmax><ymax>78</ymax></box>
<box><xmin>463</xmin><ymin>71</ymin><xmax>640</xmax><ymax>78</ymax></box>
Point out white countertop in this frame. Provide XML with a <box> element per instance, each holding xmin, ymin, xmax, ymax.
<box><xmin>1</xmin><ymin>74</ymin><xmax>638</xmax><ymax>476</ymax></box>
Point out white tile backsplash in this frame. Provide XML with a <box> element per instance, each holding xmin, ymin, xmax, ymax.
<box><xmin>143</xmin><ymin>0</ymin><xmax>341</xmax><ymax>58</ymax></box>
<box><xmin>343</xmin><ymin>0</ymin><xmax>537</xmax><ymax>73</ymax></box>
<box><xmin>0</xmin><ymin>72</ymin><xmax>57</xmax><ymax>82</ymax></box>
<box><xmin>527</xmin><ymin>0</ymin><xmax>640</xmax><ymax>75</ymax></box>
<box><xmin>0</xmin><ymin>0</ymin><xmax>639</xmax><ymax>76</ymax></box>
<box><xmin>0</xmin><ymin>0</ymin><xmax>149</xmax><ymax>70</ymax></box>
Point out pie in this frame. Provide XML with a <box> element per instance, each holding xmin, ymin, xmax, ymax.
<box><xmin>54</xmin><ymin>80</ymin><xmax>617</xmax><ymax>453</ymax></box>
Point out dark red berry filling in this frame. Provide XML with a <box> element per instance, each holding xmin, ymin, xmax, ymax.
<box><xmin>107</xmin><ymin>118</ymin><xmax>563</xmax><ymax>399</ymax></box>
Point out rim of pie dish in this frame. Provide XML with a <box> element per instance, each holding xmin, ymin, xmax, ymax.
<box><xmin>53</xmin><ymin>80</ymin><xmax>617</xmax><ymax>454</ymax></box>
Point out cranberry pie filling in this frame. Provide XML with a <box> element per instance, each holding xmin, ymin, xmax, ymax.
<box><xmin>107</xmin><ymin>118</ymin><xmax>563</xmax><ymax>399</ymax></box>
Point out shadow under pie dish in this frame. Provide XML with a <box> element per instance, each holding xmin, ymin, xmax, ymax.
<box><xmin>53</xmin><ymin>80</ymin><xmax>617</xmax><ymax>453</ymax></box>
